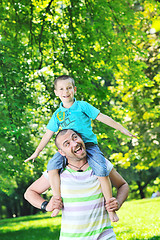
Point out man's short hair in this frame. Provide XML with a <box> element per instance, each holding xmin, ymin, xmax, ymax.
<box><xmin>55</xmin><ymin>129</ymin><xmax>69</xmax><ymax>149</ymax></box>
<box><xmin>55</xmin><ymin>129</ymin><xmax>82</xmax><ymax>149</ymax></box>
<box><xmin>54</xmin><ymin>75</ymin><xmax>75</xmax><ymax>89</ymax></box>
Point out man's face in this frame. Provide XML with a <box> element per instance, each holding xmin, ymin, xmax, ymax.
<box><xmin>57</xmin><ymin>130</ymin><xmax>86</xmax><ymax>161</ymax></box>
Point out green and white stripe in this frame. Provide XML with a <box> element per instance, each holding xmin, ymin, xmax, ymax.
<box><xmin>59</xmin><ymin>161</ymin><xmax>115</xmax><ymax>240</ymax></box>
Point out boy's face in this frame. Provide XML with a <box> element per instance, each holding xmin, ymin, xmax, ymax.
<box><xmin>54</xmin><ymin>79</ymin><xmax>76</xmax><ymax>106</ymax></box>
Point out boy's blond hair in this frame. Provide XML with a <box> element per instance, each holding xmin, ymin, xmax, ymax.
<box><xmin>54</xmin><ymin>75</ymin><xmax>75</xmax><ymax>89</ymax></box>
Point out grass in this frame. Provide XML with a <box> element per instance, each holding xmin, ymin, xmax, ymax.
<box><xmin>113</xmin><ymin>197</ymin><xmax>160</xmax><ymax>240</ymax></box>
<box><xmin>0</xmin><ymin>213</ymin><xmax>61</xmax><ymax>240</ymax></box>
<box><xmin>0</xmin><ymin>198</ymin><xmax>160</xmax><ymax>240</ymax></box>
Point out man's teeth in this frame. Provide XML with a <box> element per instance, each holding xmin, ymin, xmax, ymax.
<box><xmin>75</xmin><ymin>146</ymin><xmax>81</xmax><ymax>153</ymax></box>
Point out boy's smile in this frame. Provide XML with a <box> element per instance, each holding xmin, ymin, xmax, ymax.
<box><xmin>54</xmin><ymin>79</ymin><xmax>77</xmax><ymax>108</ymax></box>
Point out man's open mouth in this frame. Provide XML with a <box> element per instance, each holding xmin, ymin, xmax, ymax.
<box><xmin>74</xmin><ymin>145</ymin><xmax>82</xmax><ymax>153</ymax></box>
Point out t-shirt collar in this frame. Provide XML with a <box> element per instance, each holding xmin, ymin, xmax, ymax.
<box><xmin>60</xmin><ymin>98</ymin><xmax>77</xmax><ymax>112</ymax></box>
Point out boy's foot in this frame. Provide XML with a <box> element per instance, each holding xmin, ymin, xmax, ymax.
<box><xmin>51</xmin><ymin>208</ymin><xmax>60</xmax><ymax>217</ymax></box>
<box><xmin>108</xmin><ymin>211</ymin><xmax>119</xmax><ymax>222</ymax></box>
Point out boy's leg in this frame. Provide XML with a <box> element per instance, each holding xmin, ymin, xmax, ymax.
<box><xmin>48</xmin><ymin>169</ymin><xmax>61</xmax><ymax>217</ymax></box>
<box><xmin>98</xmin><ymin>176</ymin><xmax>119</xmax><ymax>222</ymax></box>
<box><xmin>86</xmin><ymin>144</ymin><xmax>119</xmax><ymax>222</ymax></box>
<box><xmin>47</xmin><ymin>152</ymin><xmax>67</xmax><ymax>217</ymax></box>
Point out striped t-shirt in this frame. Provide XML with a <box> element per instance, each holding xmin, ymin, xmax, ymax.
<box><xmin>59</xmin><ymin>160</ymin><xmax>116</xmax><ymax>240</ymax></box>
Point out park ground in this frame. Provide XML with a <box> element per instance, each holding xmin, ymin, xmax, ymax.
<box><xmin>0</xmin><ymin>197</ymin><xmax>160</xmax><ymax>240</ymax></box>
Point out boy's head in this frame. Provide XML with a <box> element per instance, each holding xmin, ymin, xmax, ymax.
<box><xmin>54</xmin><ymin>75</ymin><xmax>75</xmax><ymax>89</ymax></box>
<box><xmin>54</xmin><ymin>75</ymin><xmax>77</xmax><ymax>107</ymax></box>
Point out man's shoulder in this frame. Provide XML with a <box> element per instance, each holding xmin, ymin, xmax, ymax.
<box><xmin>43</xmin><ymin>159</ymin><xmax>113</xmax><ymax>180</ymax></box>
<box><xmin>43</xmin><ymin>171</ymin><xmax>49</xmax><ymax>179</ymax></box>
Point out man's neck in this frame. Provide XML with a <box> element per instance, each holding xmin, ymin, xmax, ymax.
<box><xmin>67</xmin><ymin>158</ymin><xmax>89</xmax><ymax>171</ymax></box>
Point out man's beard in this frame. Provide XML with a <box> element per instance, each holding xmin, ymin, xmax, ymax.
<box><xmin>71</xmin><ymin>143</ymin><xmax>86</xmax><ymax>160</ymax></box>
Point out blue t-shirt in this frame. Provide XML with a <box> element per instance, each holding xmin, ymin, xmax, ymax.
<box><xmin>47</xmin><ymin>99</ymin><xmax>100</xmax><ymax>144</ymax></box>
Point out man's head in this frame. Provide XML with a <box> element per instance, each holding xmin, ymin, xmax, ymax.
<box><xmin>55</xmin><ymin>129</ymin><xmax>86</xmax><ymax>162</ymax></box>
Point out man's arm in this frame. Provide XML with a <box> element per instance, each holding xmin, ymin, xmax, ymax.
<box><xmin>105</xmin><ymin>168</ymin><xmax>129</xmax><ymax>212</ymax></box>
<box><xmin>24</xmin><ymin>175</ymin><xmax>62</xmax><ymax>212</ymax></box>
<box><xmin>96</xmin><ymin>113</ymin><xmax>137</xmax><ymax>138</ymax></box>
<box><xmin>25</xmin><ymin>129</ymin><xmax>54</xmax><ymax>162</ymax></box>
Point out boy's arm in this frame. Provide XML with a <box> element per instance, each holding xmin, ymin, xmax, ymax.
<box><xmin>96</xmin><ymin>113</ymin><xmax>137</xmax><ymax>137</ymax></box>
<box><xmin>25</xmin><ymin>129</ymin><xmax>54</xmax><ymax>162</ymax></box>
<box><xmin>105</xmin><ymin>168</ymin><xmax>129</xmax><ymax>212</ymax></box>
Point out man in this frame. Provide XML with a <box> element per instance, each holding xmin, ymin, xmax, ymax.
<box><xmin>24</xmin><ymin>129</ymin><xmax>129</xmax><ymax>240</ymax></box>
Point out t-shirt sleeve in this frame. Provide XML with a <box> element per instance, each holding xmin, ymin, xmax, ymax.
<box><xmin>46</xmin><ymin>112</ymin><xmax>59</xmax><ymax>132</ymax></box>
<box><xmin>80</xmin><ymin>101</ymin><xmax>100</xmax><ymax>120</ymax></box>
<box><xmin>43</xmin><ymin>170</ymin><xmax>49</xmax><ymax>180</ymax></box>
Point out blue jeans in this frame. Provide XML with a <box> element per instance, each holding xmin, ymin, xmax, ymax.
<box><xmin>47</xmin><ymin>143</ymin><xmax>109</xmax><ymax>176</ymax></box>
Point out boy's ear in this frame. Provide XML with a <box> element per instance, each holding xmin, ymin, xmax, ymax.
<box><xmin>54</xmin><ymin>89</ymin><xmax>58</xmax><ymax>96</ymax></box>
<box><xmin>58</xmin><ymin>149</ymin><xmax>66</xmax><ymax>156</ymax></box>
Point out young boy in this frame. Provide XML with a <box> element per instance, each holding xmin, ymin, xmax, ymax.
<box><xmin>25</xmin><ymin>75</ymin><xmax>136</xmax><ymax>221</ymax></box>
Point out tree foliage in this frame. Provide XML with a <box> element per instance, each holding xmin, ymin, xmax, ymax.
<box><xmin>0</xmin><ymin>0</ymin><xmax>160</xmax><ymax>217</ymax></box>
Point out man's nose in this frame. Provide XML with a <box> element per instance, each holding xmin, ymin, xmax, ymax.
<box><xmin>70</xmin><ymin>140</ymin><xmax>77</xmax><ymax>147</ymax></box>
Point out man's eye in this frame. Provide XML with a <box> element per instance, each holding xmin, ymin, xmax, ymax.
<box><xmin>65</xmin><ymin>143</ymin><xmax>69</xmax><ymax>147</ymax></box>
<box><xmin>69</xmin><ymin>86</ymin><xmax>72</xmax><ymax>89</ymax></box>
<box><xmin>73</xmin><ymin>135</ymin><xmax>77</xmax><ymax>140</ymax></box>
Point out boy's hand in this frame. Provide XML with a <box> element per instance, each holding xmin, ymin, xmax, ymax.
<box><xmin>105</xmin><ymin>197</ymin><xmax>120</xmax><ymax>212</ymax></box>
<box><xmin>24</xmin><ymin>151</ymin><xmax>39</xmax><ymax>162</ymax></box>
<box><xmin>120</xmin><ymin>129</ymin><xmax>137</xmax><ymax>138</ymax></box>
<box><xmin>46</xmin><ymin>196</ymin><xmax>63</xmax><ymax>213</ymax></box>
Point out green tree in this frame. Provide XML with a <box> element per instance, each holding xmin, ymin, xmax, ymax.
<box><xmin>0</xmin><ymin>0</ymin><xmax>159</xmax><ymax>217</ymax></box>
<box><xmin>108</xmin><ymin>0</ymin><xmax>160</xmax><ymax>198</ymax></box>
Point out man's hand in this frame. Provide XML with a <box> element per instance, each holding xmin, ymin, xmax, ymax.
<box><xmin>46</xmin><ymin>196</ymin><xmax>63</xmax><ymax>215</ymax></box>
<box><xmin>105</xmin><ymin>197</ymin><xmax>120</xmax><ymax>212</ymax></box>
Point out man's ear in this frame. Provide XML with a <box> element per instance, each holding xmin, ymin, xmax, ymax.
<box><xmin>58</xmin><ymin>149</ymin><xmax>66</xmax><ymax>156</ymax></box>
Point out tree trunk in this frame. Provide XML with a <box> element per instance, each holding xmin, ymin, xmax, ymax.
<box><xmin>137</xmin><ymin>181</ymin><xmax>145</xmax><ymax>199</ymax></box>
